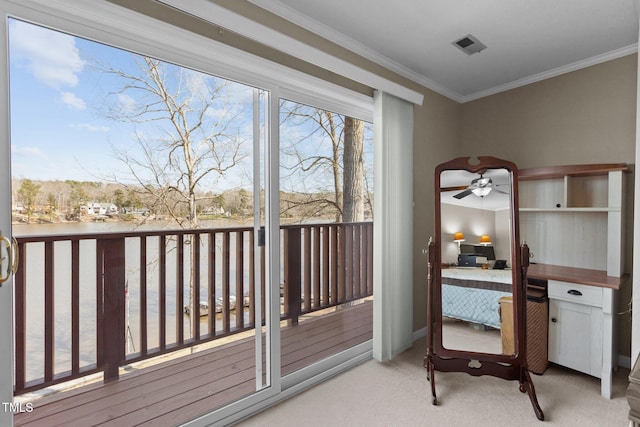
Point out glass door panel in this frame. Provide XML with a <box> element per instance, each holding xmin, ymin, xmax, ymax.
<box><xmin>278</xmin><ymin>99</ymin><xmax>374</xmax><ymax>377</ymax></box>
<box><xmin>8</xmin><ymin>18</ymin><xmax>271</xmax><ymax>425</ymax></box>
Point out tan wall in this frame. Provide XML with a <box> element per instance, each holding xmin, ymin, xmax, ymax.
<box><xmin>412</xmin><ymin>93</ymin><xmax>460</xmax><ymax>330</ymax></box>
<box><xmin>459</xmin><ymin>55</ymin><xmax>637</xmax><ymax>167</ymax></box>
<box><xmin>459</xmin><ymin>55</ymin><xmax>638</xmax><ymax>357</ymax></box>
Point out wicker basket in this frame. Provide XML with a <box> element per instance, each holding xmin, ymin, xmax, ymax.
<box><xmin>526</xmin><ymin>291</ymin><xmax>549</xmax><ymax>375</ymax></box>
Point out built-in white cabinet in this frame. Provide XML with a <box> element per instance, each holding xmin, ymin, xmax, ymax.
<box><xmin>520</xmin><ymin>164</ymin><xmax>627</xmax><ymax>399</ymax></box>
<box><xmin>547</xmin><ymin>280</ymin><xmax>604</xmax><ymax>377</ymax></box>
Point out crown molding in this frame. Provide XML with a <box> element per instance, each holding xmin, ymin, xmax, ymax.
<box><xmin>249</xmin><ymin>1</ymin><xmax>639</xmax><ymax>104</ymax></box>
<box><xmin>460</xmin><ymin>43</ymin><xmax>639</xmax><ymax>103</ymax></box>
<box><xmin>248</xmin><ymin>0</ymin><xmax>462</xmax><ymax>102</ymax></box>
<box><xmin>158</xmin><ymin>0</ymin><xmax>424</xmax><ymax>105</ymax></box>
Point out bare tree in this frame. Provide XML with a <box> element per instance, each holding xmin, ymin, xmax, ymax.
<box><xmin>280</xmin><ymin>101</ymin><xmax>370</xmax><ymax>223</ymax></box>
<box><xmin>99</xmin><ymin>56</ymin><xmax>247</xmax><ymax>228</ymax></box>
<box><xmin>342</xmin><ymin>117</ymin><xmax>365</xmax><ymax>222</ymax></box>
<box><xmin>96</xmin><ymin>56</ymin><xmax>252</xmax><ymax>329</ymax></box>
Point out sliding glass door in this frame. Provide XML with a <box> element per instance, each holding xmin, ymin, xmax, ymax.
<box><xmin>0</xmin><ymin>1</ymin><xmax>376</xmax><ymax>425</ymax></box>
<box><xmin>1</xmin><ymin>7</ymin><xmax>278</xmax><ymax>426</ymax></box>
<box><xmin>278</xmin><ymin>99</ymin><xmax>374</xmax><ymax>379</ymax></box>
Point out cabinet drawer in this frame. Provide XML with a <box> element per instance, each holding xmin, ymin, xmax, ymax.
<box><xmin>548</xmin><ymin>280</ymin><xmax>603</xmax><ymax>307</ymax></box>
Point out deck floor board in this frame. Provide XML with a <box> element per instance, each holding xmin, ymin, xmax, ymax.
<box><xmin>15</xmin><ymin>301</ymin><xmax>372</xmax><ymax>427</ymax></box>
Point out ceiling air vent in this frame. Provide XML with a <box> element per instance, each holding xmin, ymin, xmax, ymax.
<box><xmin>452</xmin><ymin>34</ymin><xmax>487</xmax><ymax>55</ymax></box>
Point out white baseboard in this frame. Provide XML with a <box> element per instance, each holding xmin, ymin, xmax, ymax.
<box><xmin>412</xmin><ymin>327</ymin><xmax>427</xmax><ymax>343</ymax></box>
<box><xmin>619</xmin><ymin>355</ymin><xmax>632</xmax><ymax>370</ymax></box>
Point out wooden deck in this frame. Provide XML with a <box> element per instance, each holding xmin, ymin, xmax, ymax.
<box><xmin>15</xmin><ymin>300</ymin><xmax>373</xmax><ymax>427</ymax></box>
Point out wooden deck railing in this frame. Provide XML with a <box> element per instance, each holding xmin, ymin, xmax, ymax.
<box><xmin>13</xmin><ymin>221</ymin><xmax>373</xmax><ymax>395</ymax></box>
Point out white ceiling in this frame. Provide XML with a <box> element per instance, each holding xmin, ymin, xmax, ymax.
<box><xmin>250</xmin><ymin>0</ymin><xmax>639</xmax><ymax>102</ymax></box>
<box><xmin>440</xmin><ymin>168</ymin><xmax>511</xmax><ymax>211</ymax></box>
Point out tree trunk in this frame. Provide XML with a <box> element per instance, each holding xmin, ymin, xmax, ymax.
<box><xmin>343</xmin><ymin>117</ymin><xmax>365</xmax><ymax>222</ymax></box>
<box><xmin>325</xmin><ymin>111</ymin><xmax>343</xmax><ymax>222</ymax></box>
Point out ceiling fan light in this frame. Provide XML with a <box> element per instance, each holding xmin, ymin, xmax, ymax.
<box><xmin>472</xmin><ymin>187</ymin><xmax>492</xmax><ymax>197</ymax></box>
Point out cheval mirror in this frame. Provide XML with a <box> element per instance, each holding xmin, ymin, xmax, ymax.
<box><xmin>424</xmin><ymin>156</ymin><xmax>544</xmax><ymax>421</ymax></box>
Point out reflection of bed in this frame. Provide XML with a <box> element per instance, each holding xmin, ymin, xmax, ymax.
<box><xmin>441</xmin><ymin>268</ymin><xmax>512</xmax><ymax>329</ymax></box>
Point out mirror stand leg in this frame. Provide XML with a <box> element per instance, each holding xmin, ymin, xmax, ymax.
<box><xmin>425</xmin><ymin>357</ymin><xmax>437</xmax><ymax>405</ymax></box>
<box><xmin>519</xmin><ymin>369</ymin><xmax>544</xmax><ymax>421</ymax></box>
<box><xmin>423</xmin><ymin>354</ymin><xmax>430</xmax><ymax>381</ymax></box>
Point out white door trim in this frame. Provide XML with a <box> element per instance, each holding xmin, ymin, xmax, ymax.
<box><xmin>0</xmin><ymin>6</ymin><xmax>14</xmax><ymax>425</ymax></box>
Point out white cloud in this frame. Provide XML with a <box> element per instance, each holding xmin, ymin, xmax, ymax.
<box><xmin>185</xmin><ymin>69</ymin><xmax>209</xmax><ymax>95</ymax></box>
<box><xmin>11</xmin><ymin>144</ymin><xmax>46</xmax><ymax>158</ymax></box>
<box><xmin>118</xmin><ymin>94</ymin><xmax>136</xmax><ymax>112</ymax></box>
<box><xmin>10</xmin><ymin>20</ymin><xmax>85</xmax><ymax>89</ymax></box>
<box><xmin>70</xmin><ymin>123</ymin><xmax>110</xmax><ymax>132</ymax></box>
<box><xmin>61</xmin><ymin>91</ymin><xmax>87</xmax><ymax>110</ymax></box>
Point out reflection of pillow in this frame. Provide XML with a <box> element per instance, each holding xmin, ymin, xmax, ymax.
<box><xmin>493</xmin><ymin>260</ymin><xmax>507</xmax><ymax>270</ymax></box>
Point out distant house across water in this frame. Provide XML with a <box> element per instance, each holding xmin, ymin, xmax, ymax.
<box><xmin>82</xmin><ymin>202</ymin><xmax>119</xmax><ymax>216</ymax></box>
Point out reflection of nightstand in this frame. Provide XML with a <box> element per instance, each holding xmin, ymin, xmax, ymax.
<box><xmin>499</xmin><ymin>291</ymin><xmax>549</xmax><ymax>374</ymax></box>
<box><xmin>499</xmin><ymin>296</ymin><xmax>514</xmax><ymax>354</ymax></box>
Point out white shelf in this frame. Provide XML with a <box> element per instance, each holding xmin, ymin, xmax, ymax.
<box><xmin>519</xmin><ymin>168</ymin><xmax>625</xmax><ymax>276</ymax></box>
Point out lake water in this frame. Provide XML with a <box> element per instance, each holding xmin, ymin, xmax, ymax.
<box><xmin>14</xmin><ymin>220</ymin><xmax>260</xmax><ymax>383</ymax></box>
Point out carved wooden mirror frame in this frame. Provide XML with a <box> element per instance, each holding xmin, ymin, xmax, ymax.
<box><xmin>424</xmin><ymin>156</ymin><xmax>543</xmax><ymax>421</ymax></box>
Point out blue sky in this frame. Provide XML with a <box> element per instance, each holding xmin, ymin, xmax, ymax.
<box><xmin>9</xmin><ymin>18</ymin><xmax>134</xmax><ymax>181</ymax></box>
<box><xmin>8</xmin><ymin>18</ymin><xmax>257</xmax><ymax>190</ymax></box>
<box><xmin>8</xmin><ymin>18</ymin><xmax>373</xmax><ymax>195</ymax></box>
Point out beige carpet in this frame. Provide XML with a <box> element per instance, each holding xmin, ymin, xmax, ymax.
<box><xmin>237</xmin><ymin>339</ymin><xmax>630</xmax><ymax>427</ymax></box>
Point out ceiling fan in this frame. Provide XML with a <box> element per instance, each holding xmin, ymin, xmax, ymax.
<box><xmin>444</xmin><ymin>173</ymin><xmax>507</xmax><ymax>199</ymax></box>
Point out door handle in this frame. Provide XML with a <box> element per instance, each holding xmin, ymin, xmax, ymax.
<box><xmin>0</xmin><ymin>234</ymin><xmax>18</xmax><ymax>285</ymax></box>
<box><xmin>567</xmin><ymin>289</ymin><xmax>582</xmax><ymax>296</ymax></box>
<box><xmin>11</xmin><ymin>237</ymin><xmax>18</xmax><ymax>275</ymax></box>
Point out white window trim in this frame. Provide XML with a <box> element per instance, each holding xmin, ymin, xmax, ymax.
<box><xmin>632</xmin><ymin>18</ymin><xmax>640</xmax><ymax>364</ymax></box>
